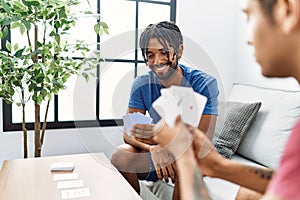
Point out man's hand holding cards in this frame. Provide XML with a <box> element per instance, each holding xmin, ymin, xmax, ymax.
<box><xmin>123</xmin><ymin>112</ymin><xmax>153</xmax><ymax>135</ymax></box>
<box><xmin>152</xmin><ymin>86</ymin><xmax>207</xmax><ymax>128</ymax></box>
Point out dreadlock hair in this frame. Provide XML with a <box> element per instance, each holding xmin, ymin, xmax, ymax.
<box><xmin>139</xmin><ymin>21</ymin><xmax>183</xmax><ymax>65</ymax></box>
<box><xmin>258</xmin><ymin>0</ymin><xmax>277</xmax><ymax>18</ymax></box>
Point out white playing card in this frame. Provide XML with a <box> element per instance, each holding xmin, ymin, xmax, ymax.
<box><xmin>152</xmin><ymin>89</ymin><xmax>180</xmax><ymax>128</ymax></box>
<box><xmin>57</xmin><ymin>180</ymin><xmax>84</xmax><ymax>189</ymax></box>
<box><xmin>169</xmin><ymin>85</ymin><xmax>194</xmax><ymax>100</ymax></box>
<box><xmin>53</xmin><ymin>173</ymin><xmax>79</xmax><ymax>181</ymax></box>
<box><xmin>50</xmin><ymin>162</ymin><xmax>75</xmax><ymax>172</ymax></box>
<box><xmin>153</xmin><ymin>86</ymin><xmax>207</xmax><ymax>128</ymax></box>
<box><xmin>180</xmin><ymin>91</ymin><xmax>207</xmax><ymax>127</ymax></box>
<box><xmin>61</xmin><ymin>188</ymin><xmax>91</xmax><ymax>199</ymax></box>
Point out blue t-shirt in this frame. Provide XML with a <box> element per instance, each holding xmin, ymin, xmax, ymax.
<box><xmin>129</xmin><ymin>64</ymin><xmax>219</xmax><ymax>123</ymax></box>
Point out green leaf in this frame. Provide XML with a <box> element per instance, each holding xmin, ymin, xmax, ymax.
<box><xmin>84</xmin><ymin>11</ymin><xmax>93</xmax><ymax>15</ymax></box>
<box><xmin>23</xmin><ymin>20</ymin><xmax>31</xmax><ymax>31</ymax></box>
<box><xmin>12</xmin><ymin>1</ymin><xmax>25</xmax><ymax>10</ymax></box>
<box><xmin>11</xmin><ymin>22</ymin><xmax>21</xmax><ymax>29</ymax></box>
<box><xmin>100</xmin><ymin>22</ymin><xmax>108</xmax><ymax>29</ymax></box>
<box><xmin>13</xmin><ymin>43</ymin><xmax>19</xmax><ymax>51</ymax></box>
<box><xmin>3</xmin><ymin>17</ymin><xmax>11</xmax><ymax>26</ymax></box>
<box><xmin>104</xmin><ymin>28</ymin><xmax>109</xmax><ymax>35</ymax></box>
<box><xmin>14</xmin><ymin>48</ymin><xmax>25</xmax><ymax>57</ymax></box>
<box><xmin>94</xmin><ymin>23</ymin><xmax>101</xmax><ymax>35</ymax></box>
<box><xmin>54</xmin><ymin>20</ymin><xmax>61</xmax><ymax>28</ymax></box>
<box><xmin>55</xmin><ymin>34</ymin><xmax>60</xmax><ymax>44</ymax></box>
<box><xmin>82</xmin><ymin>72</ymin><xmax>89</xmax><ymax>82</ymax></box>
<box><xmin>35</xmin><ymin>87</ymin><xmax>42</xmax><ymax>91</ymax></box>
<box><xmin>11</xmin><ymin>16</ymin><xmax>21</xmax><ymax>22</ymax></box>
<box><xmin>1</xmin><ymin>0</ymin><xmax>11</xmax><ymax>13</ymax></box>
<box><xmin>49</xmin><ymin>31</ymin><xmax>56</xmax><ymax>37</ymax></box>
<box><xmin>19</xmin><ymin>24</ymin><xmax>25</xmax><ymax>35</ymax></box>
<box><xmin>36</xmin><ymin>74</ymin><xmax>45</xmax><ymax>83</ymax></box>
<box><xmin>58</xmin><ymin>6</ymin><xmax>67</xmax><ymax>19</ymax></box>
<box><xmin>2</xmin><ymin>26</ymin><xmax>8</xmax><ymax>38</ymax></box>
<box><xmin>22</xmin><ymin>0</ymin><xmax>40</xmax><ymax>7</ymax></box>
<box><xmin>5</xmin><ymin>41</ymin><xmax>12</xmax><ymax>52</ymax></box>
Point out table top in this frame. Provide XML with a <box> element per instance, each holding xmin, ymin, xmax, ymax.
<box><xmin>0</xmin><ymin>153</ymin><xmax>142</xmax><ymax>200</ymax></box>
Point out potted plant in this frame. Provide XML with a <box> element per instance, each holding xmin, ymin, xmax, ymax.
<box><xmin>0</xmin><ymin>0</ymin><xmax>108</xmax><ymax>158</ymax></box>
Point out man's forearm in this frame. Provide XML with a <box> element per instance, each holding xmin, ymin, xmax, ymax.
<box><xmin>219</xmin><ymin>160</ymin><xmax>273</xmax><ymax>194</ymax></box>
<box><xmin>192</xmin><ymin>130</ymin><xmax>272</xmax><ymax>194</ymax></box>
<box><xmin>124</xmin><ymin>135</ymin><xmax>151</xmax><ymax>152</ymax></box>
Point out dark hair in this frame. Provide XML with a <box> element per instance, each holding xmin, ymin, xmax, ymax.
<box><xmin>139</xmin><ymin>21</ymin><xmax>183</xmax><ymax>64</ymax></box>
<box><xmin>258</xmin><ymin>0</ymin><xmax>277</xmax><ymax>17</ymax></box>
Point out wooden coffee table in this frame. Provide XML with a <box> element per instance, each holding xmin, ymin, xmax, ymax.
<box><xmin>0</xmin><ymin>153</ymin><xmax>142</xmax><ymax>200</ymax></box>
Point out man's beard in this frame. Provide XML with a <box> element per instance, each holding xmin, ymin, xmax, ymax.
<box><xmin>149</xmin><ymin>61</ymin><xmax>178</xmax><ymax>80</ymax></box>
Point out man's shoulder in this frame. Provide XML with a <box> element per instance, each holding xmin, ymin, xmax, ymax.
<box><xmin>133</xmin><ymin>73</ymin><xmax>151</xmax><ymax>84</ymax></box>
<box><xmin>180</xmin><ymin>64</ymin><xmax>216</xmax><ymax>83</ymax></box>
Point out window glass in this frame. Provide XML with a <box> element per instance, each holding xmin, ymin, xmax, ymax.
<box><xmin>62</xmin><ymin>0</ymin><xmax>98</xmax><ymax>57</ymax></box>
<box><xmin>12</xmin><ymin>98</ymin><xmax>54</xmax><ymax>123</ymax></box>
<box><xmin>100</xmin><ymin>0</ymin><xmax>136</xmax><ymax>60</ymax></box>
<box><xmin>99</xmin><ymin>62</ymin><xmax>135</xmax><ymax>119</ymax></box>
<box><xmin>58</xmin><ymin>74</ymin><xmax>97</xmax><ymax>121</ymax></box>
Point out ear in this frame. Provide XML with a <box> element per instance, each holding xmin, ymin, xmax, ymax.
<box><xmin>275</xmin><ymin>0</ymin><xmax>300</xmax><ymax>34</ymax></box>
<box><xmin>177</xmin><ymin>44</ymin><xmax>184</xmax><ymax>59</ymax></box>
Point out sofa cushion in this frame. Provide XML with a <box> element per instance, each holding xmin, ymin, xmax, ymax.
<box><xmin>213</xmin><ymin>101</ymin><xmax>262</xmax><ymax>158</ymax></box>
<box><xmin>228</xmin><ymin>83</ymin><xmax>300</xmax><ymax>168</ymax></box>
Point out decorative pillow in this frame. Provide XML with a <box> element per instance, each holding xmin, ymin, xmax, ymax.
<box><xmin>212</xmin><ymin>101</ymin><xmax>262</xmax><ymax>159</ymax></box>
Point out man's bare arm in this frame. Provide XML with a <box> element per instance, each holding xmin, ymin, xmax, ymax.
<box><xmin>192</xmin><ymin>129</ymin><xmax>273</xmax><ymax>194</ymax></box>
<box><xmin>198</xmin><ymin>114</ymin><xmax>217</xmax><ymax>140</ymax></box>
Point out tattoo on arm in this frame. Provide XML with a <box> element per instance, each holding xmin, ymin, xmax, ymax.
<box><xmin>250</xmin><ymin>167</ymin><xmax>273</xmax><ymax>180</ymax></box>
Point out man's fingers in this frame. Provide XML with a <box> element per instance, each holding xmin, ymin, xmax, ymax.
<box><xmin>156</xmin><ymin>168</ymin><xmax>162</xmax><ymax>180</ymax></box>
<box><xmin>171</xmin><ymin>162</ymin><xmax>177</xmax><ymax>173</ymax></box>
<box><xmin>161</xmin><ymin>167</ymin><xmax>169</xmax><ymax>183</ymax></box>
<box><xmin>166</xmin><ymin>165</ymin><xmax>176</xmax><ymax>183</ymax></box>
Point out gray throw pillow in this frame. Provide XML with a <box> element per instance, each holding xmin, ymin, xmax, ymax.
<box><xmin>212</xmin><ymin>101</ymin><xmax>262</xmax><ymax>159</ymax></box>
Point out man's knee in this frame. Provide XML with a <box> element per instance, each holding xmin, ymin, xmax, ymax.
<box><xmin>111</xmin><ymin>144</ymin><xmax>149</xmax><ymax>174</ymax></box>
<box><xmin>111</xmin><ymin>144</ymin><xmax>134</xmax><ymax>168</ymax></box>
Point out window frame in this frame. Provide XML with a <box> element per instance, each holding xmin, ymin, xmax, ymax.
<box><xmin>2</xmin><ymin>0</ymin><xmax>177</xmax><ymax>131</ymax></box>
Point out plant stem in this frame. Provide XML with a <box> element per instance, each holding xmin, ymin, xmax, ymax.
<box><xmin>22</xmin><ymin>90</ymin><xmax>28</xmax><ymax>159</ymax></box>
<box><xmin>34</xmin><ymin>103</ymin><xmax>41</xmax><ymax>157</ymax></box>
<box><xmin>41</xmin><ymin>99</ymin><xmax>50</xmax><ymax>145</ymax></box>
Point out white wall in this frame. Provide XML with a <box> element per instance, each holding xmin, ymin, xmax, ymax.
<box><xmin>177</xmin><ymin>0</ymin><xmax>238</xmax><ymax>99</ymax></box>
<box><xmin>233</xmin><ymin>2</ymin><xmax>299</xmax><ymax>90</ymax></box>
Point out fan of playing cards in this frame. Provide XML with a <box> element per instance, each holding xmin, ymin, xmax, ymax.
<box><xmin>152</xmin><ymin>86</ymin><xmax>207</xmax><ymax>128</ymax></box>
<box><xmin>122</xmin><ymin>86</ymin><xmax>207</xmax><ymax>134</ymax></box>
<box><xmin>123</xmin><ymin>112</ymin><xmax>153</xmax><ymax>135</ymax></box>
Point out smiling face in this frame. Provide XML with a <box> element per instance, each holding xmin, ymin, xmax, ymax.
<box><xmin>146</xmin><ymin>38</ymin><xmax>182</xmax><ymax>80</ymax></box>
<box><xmin>242</xmin><ymin>0</ymin><xmax>299</xmax><ymax>79</ymax></box>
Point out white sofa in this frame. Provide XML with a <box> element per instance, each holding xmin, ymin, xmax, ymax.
<box><xmin>140</xmin><ymin>83</ymin><xmax>300</xmax><ymax>200</ymax></box>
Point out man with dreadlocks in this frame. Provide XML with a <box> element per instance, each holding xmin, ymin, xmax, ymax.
<box><xmin>111</xmin><ymin>21</ymin><xmax>219</xmax><ymax>199</ymax></box>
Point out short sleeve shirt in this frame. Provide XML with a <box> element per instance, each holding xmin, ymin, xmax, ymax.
<box><xmin>266</xmin><ymin>119</ymin><xmax>300</xmax><ymax>199</ymax></box>
<box><xmin>128</xmin><ymin>64</ymin><xmax>219</xmax><ymax>123</ymax></box>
